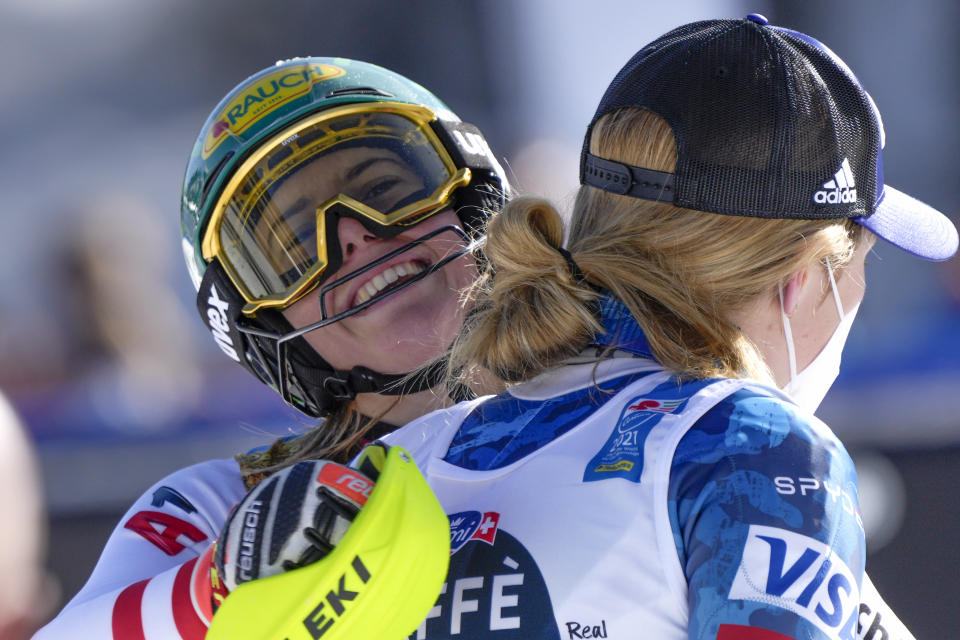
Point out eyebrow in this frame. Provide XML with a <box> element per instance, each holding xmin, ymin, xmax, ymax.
<box><xmin>271</xmin><ymin>154</ymin><xmax>407</xmax><ymax>224</ymax></box>
<box><xmin>345</xmin><ymin>155</ymin><xmax>405</xmax><ymax>181</ymax></box>
<box><xmin>279</xmin><ymin>196</ymin><xmax>312</xmax><ymax>222</ymax></box>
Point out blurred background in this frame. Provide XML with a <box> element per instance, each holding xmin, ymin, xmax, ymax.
<box><xmin>1</xmin><ymin>0</ymin><xmax>957</xmax><ymax>635</ymax></box>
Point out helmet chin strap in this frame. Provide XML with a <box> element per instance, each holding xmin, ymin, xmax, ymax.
<box><xmin>283</xmin><ymin>338</ymin><xmax>469</xmax><ymax>421</ymax></box>
<box><xmin>343</xmin><ymin>360</ymin><xmax>475</xmax><ymax>410</ymax></box>
<box><xmin>271</xmin><ymin>302</ymin><xmax>465</xmax><ymax>417</ymax></box>
<box><xmin>320</xmin><ymin>359</ymin><xmax>447</xmax><ymax>400</ymax></box>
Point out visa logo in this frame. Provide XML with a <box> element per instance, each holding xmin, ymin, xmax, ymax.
<box><xmin>730</xmin><ymin>525</ymin><xmax>861</xmax><ymax>640</ymax></box>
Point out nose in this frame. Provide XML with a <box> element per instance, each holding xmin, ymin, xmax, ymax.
<box><xmin>335</xmin><ymin>217</ymin><xmax>379</xmax><ymax>257</ymax></box>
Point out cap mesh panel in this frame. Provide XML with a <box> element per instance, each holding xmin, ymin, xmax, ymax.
<box><xmin>586</xmin><ymin>19</ymin><xmax>880</xmax><ymax>220</ymax></box>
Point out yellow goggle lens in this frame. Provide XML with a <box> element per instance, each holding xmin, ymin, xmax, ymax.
<box><xmin>201</xmin><ymin>103</ymin><xmax>469</xmax><ymax>315</ymax></box>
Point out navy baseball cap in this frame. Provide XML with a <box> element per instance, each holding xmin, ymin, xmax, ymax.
<box><xmin>580</xmin><ymin>14</ymin><xmax>958</xmax><ymax>261</ymax></box>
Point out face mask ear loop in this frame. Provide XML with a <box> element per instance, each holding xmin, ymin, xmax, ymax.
<box><xmin>778</xmin><ymin>282</ymin><xmax>798</xmax><ymax>380</ymax></box>
<box><xmin>824</xmin><ymin>257</ymin><xmax>844</xmax><ymax>319</ymax></box>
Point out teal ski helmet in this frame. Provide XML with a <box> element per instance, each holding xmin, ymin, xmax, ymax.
<box><xmin>180</xmin><ymin>57</ymin><xmax>507</xmax><ymax>417</ymax></box>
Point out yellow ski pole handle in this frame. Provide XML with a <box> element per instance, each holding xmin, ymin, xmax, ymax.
<box><xmin>208</xmin><ymin>446</ymin><xmax>449</xmax><ymax>640</ymax></box>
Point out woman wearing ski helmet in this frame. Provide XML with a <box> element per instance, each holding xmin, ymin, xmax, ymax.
<box><xmin>181</xmin><ymin>57</ymin><xmax>507</xmax><ymax>471</ymax></box>
<box><xmin>35</xmin><ymin>57</ymin><xmax>506</xmax><ymax>640</ymax></box>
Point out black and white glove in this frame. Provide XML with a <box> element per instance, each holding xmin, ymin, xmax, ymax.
<box><xmin>205</xmin><ymin>443</ymin><xmax>450</xmax><ymax>640</ymax></box>
<box><xmin>215</xmin><ymin>447</ymin><xmax>384</xmax><ymax>593</ymax></box>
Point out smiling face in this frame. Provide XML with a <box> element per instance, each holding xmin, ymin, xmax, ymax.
<box><xmin>268</xmin><ymin>145</ymin><xmax>477</xmax><ymax>375</ymax></box>
<box><xmin>208</xmin><ymin>108</ymin><xmax>464</xmax><ymax>314</ymax></box>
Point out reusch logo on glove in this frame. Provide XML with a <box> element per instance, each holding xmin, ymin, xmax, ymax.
<box><xmin>317</xmin><ymin>466</ymin><xmax>374</xmax><ymax>506</ymax></box>
<box><xmin>237</xmin><ymin>499</ymin><xmax>264</xmax><ymax>582</ymax></box>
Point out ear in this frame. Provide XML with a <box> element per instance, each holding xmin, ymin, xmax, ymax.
<box><xmin>780</xmin><ymin>269</ymin><xmax>808</xmax><ymax>316</ymax></box>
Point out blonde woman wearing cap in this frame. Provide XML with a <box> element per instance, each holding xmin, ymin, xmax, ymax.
<box><xmin>35</xmin><ymin>58</ymin><xmax>507</xmax><ymax>640</ymax></box>
<box><xmin>381</xmin><ymin>15</ymin><xmax>957</xmax><ymax>640</ymax></box>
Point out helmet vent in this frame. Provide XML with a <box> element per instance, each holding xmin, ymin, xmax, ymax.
<box><xmin>325</xmin><ymin>87</ymin><xmax>395</xmax><ymax>99</ymax></box>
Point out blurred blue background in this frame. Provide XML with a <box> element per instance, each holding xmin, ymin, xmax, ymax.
<box><xmin>1</xmin><ymin>0</ymin><xmax>957</xmax><ymax>634</ymax></box>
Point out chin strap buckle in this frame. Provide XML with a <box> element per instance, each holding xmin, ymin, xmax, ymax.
<box><xmin>316</xmin><ymin>363</ymin><xmax>440</xmax><ymax>407</ymax></box>
<box><xmin>322</xmin><ymin>375</ymin><xmax>356</xmax><ymax>400</ymax></box>
<box><xmin>321</xmin><ymin>367</ymin><xmax>387</xmax><ymax>400</ymax></box>
<box><xmin>348</xmin><ymin>367</ymin><xmax>385</xmax><ymax>394</ymax></box>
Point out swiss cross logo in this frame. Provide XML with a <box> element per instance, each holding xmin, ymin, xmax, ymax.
<box><xmin>448</xmin><ymin>510</ymin><xmax>502</xmax><ymax>554</ymax></box>
<box><xmin>317</xmin><ymin>464</ymin><xmax>374</xmax><ymax>506</ymax></box>
<box><xmin>473</xmin><ymin>512</ymin><xmax>501</xmax><ymax>545</ymax></box>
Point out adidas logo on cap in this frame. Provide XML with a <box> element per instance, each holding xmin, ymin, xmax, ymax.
<box><xmin>814</xmin><ymin>158</ymin><xmax>857</xmax><ymax>205</ymax></box>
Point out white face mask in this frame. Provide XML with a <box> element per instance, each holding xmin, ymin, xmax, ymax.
<box><xmin>779</xmin><ymin>260</ymin><xmax>860</xmax><ymax>414</ymax></box>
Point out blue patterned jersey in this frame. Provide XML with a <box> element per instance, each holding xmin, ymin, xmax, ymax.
<box><xmin>671</xmin><ymin>387</ymin><xmax>865</xmax><ymax>638</ymax></box>
<box><xmin>385</xmin><ymin>347</ymin><xmax>881</xmax><ymax>640</ymax></box>
<box><xmin>437</xmin><ymin>369</ymin><xmax>865</xmax><ymax>639</ymax></box>
<box><xmin>383</xmin><ymin>297</ymin><xmax>913</xmax><ymax>639</ymax></box>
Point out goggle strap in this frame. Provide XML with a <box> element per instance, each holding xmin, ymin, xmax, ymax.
<box><xmin>435</xmin><ymin>119</ymin><xmax>499</xmax><ymax>177</ymax></box>
<box><xmin>197</xmin><ymin>261</ymin><xmax>260</xmax><ymax>378</ymax></box>
<box><xmin>435</xmin><ymin>119</ymin><xmax>505</xmax><ymax>235</ymax></box>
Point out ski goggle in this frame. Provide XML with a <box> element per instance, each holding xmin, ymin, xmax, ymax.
<box><xmin>201</xmin><ymin>102</ymin><xmax>472</xmax><ymax>316</ymax></box>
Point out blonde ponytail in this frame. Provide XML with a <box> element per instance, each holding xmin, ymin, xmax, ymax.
<box><xmin>452</xmin><ymin>197</ymin><xmax>602</xmax><ymax>382</ymax></box>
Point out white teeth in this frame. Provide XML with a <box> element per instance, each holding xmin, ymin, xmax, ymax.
<box><xmin>352</xmin><ymin>261</ymin><xmax>426</xmax><ymax>307</ymax></box>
